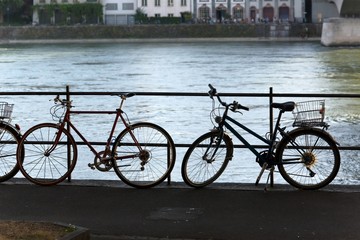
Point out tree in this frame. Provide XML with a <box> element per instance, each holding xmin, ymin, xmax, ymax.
<box><xmin>135</xmin><ymin>8</ymin><xmax>148</xmax><ymax>24</ymax></box>
<box><xmin>0</xmin><ymin>0</ymin><xmax>23</xmax><ymax>24</ymax></box>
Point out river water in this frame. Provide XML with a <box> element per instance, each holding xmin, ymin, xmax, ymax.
<box><xmin>1</xmin><ymin>41</ymin><xmax>360</xmax><ymax>185</ymax></box>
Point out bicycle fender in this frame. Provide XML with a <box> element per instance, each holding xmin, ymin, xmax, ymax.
<box><xmin>223</xmin><ymin>133</ymin><xmax>234</xmax><ymax>161</ymax></box>
<box><xmin>0</xmin><ymin>122</ymin><xmax>21</xmax><ymax>138</ymax></box>
<box><xmin>283</xmin><ymin>127</ymin><xmax>339</xmax><ymax>146</ymax></box>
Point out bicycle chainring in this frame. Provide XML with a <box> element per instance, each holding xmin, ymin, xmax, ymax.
<box><xmin>256</xmin><ymin>151</ymin><xmax>275</xmax><ymax>169</ymax></box>
<box><xmin>94</xmin><ymin>151</ymin><xmax>113</xmax><ymax>172</ymax></box>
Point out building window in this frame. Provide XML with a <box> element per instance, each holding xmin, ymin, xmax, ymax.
<box><xmin>62</xmin><ymin>0</ymin><xmax>68</xmax><ymax>3</ymax></box>
<box><xmin>155</xmin><ymin>13</ymin><xmax>161</xmax><ymax>18</ymax></box>
<box><xmin>168</xmin><ymin>0</ymin><xmax>173</xmax><ymax>6</ymax></box>
<box><xmin>142</xmin><ymin>0</ymin><xmax>147</xmax><ymax>6</ymax></box>
<box><xmin>181</xmin><ymin>0</ymin><xmax>187</xmax><ymax>6</ymax></box>
<box><xmin>106</xmin><ymin>3</ymin><xmax>118</xmax><ymax>10</ymax></box>
<box><xmin>199</xmin><ymin>5</ymin><xmax>210</xmax><ymax>20</ymax></box>
<box><xmin>155</xmin><ymin>0</ymin><xmax>160</xmax><ymax>7</ymax></box>
<box><xmin>39</xmin><ymin>0</ymin><xmax>45</xmax><ymax>3</ymax></box>
<box><xmin>233</xmin><ymin>4</ymin><xmax>243</xmax><ymax>20</ymax></box>
<box><xmin>123</xmin><ymin>3</ymin><xmax>134</xmax><ymax>10</ymax></box>
<box><xmin>168</xmin><ymin>13</ymin><xmax>174</xmax><ymax>17</ymax></box>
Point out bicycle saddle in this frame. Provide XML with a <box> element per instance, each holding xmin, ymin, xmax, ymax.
<box><xmin>271</xmin><ymin>102</ymin><xmax>295</xmax><ymax>112</ymax></box>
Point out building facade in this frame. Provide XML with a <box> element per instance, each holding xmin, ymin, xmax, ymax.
<box><xmin>192</xmin><ymin>0</ymin><xmax>297</xmax><ymax>23</ymax></box>
<box><xmin>32</xmin><ymin>0</ymin><xmax>339</xmax><ymax>25</ymax></box>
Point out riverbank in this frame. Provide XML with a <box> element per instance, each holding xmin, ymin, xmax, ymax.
<box><xmin>0</xmin><ymin>37</ymin><xmax>321</xmax><ymax>45</ymax></box>
<box><xmin>0</xmin><ymin>24</ymin><xmax>322</xmax><ymax>43</ymax></box>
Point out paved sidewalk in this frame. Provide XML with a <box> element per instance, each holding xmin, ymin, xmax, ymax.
<box><xmin>1</xmin><ymin>179</ymin><xmax>360</xmax><ymax>240</ymax></box>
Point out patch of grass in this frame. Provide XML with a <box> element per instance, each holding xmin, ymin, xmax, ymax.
<box><xmin>0</xmin><ymin>221</ymin><xmax>74</xmax><ymax>240</ymax></box>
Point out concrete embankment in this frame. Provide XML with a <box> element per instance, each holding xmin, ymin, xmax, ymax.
<box><xmin>0</xmin><ymin>24</ymin><xmax>321</xmax><ymax>44</ymax></box>
<box><xmin>321</xmin><ymin>18</ymin><xmax>360</xmax><ymax>46</ymax></box>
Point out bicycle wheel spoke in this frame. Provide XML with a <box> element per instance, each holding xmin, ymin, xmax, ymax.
<box><xmin>0</xmin><ymin>124</ymin><xmax>20</xmax><ymax>182</ymax></box>
<box><xmin>277</xmin><ymin>129</ymin><xmax>340</xmax><ymax>190</ymax></box>
<box><xmin>112</xmin><ymin>123</ymin><xmax>175</xmax><ymax>188</ymax></box>
<box><xmin>18</xmin><ymin>123</ymin><xmax>77</xmax><ymax>186</ymax></box>
<box><xmin>181</xmin><ymin>131</ymin><xmax>233</xmax><ymax>188</ymax></box>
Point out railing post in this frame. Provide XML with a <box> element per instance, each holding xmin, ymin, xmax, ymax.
<box><xmin>167</xmin><ymin>140</ymin><xmax>171</xmax><ymax>185</ymax></box>
<box><xmin>66</xmin><ymin>85</ymin><xmax>72</xmax><ymax>182</ymax></box>
<box><xmin>269</xmin><ymin>87</ymin><xmax>274</xmax><ymax>187</ymax></box>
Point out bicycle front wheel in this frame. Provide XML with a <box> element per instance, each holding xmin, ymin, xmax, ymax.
<box><xmin>181</xmin><ymin>131</ymin><xmax>233</xmax><ymax>188</ymax></box>
<box><xmin>276</xmin><ymin>128</ymin><xmax>340</xmax><ymax>190</ymax></box>
<box><xmin>111</xmin><ymin>122</ymin><xmax>176</xmax><ymax>188</ymax></box>
<box><xmin>0</xmin><ymin>122</ymin><xmax>21</xmax><ymax>182</ymax></box>
<box><xmin>17</xmin><ymin>123</ymin><xmax>78</xmax><ymax>186</ymax></box>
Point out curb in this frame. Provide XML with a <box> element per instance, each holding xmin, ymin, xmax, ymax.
<box><xmin>56</xmin><ymin>223</ymin><xmax>90</xmax><ymax>240</ymax></box>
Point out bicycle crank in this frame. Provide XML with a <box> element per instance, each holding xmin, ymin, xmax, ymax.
<box><xmin>88</xmin><ymin>151</ymin><xmax>113</xmax><ymax>172</ymax></box>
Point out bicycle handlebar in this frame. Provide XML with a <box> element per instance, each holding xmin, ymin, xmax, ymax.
<box><xmin>208</xmin><ymin>84</ymin><xmax>249</xmax><ymax>112</ymax></box>
<box><xmin>53</xmin><ymin>93</ymin><xmax>136</xmax><ymax>107</ymax></box>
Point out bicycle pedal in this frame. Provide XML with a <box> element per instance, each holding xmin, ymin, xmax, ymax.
<box><xmin>88</xmin><ymin>163</ymin><xmax>96</xmax><ymax>170</ymax></box>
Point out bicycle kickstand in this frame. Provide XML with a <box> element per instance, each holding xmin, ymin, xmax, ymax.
<box><xmin>255</xmin><ymin>163</ymin><xmax>268</xmax><ymax>186</ymax></box>
<box><xmin>255</xmin><ymin>163</ymin><xmax>275</xmax><ymax>191</ymax></box>
<box><xmin>264</xmin><ymin>167</ymin><xmax>275</xmax><ymax>192</ymax></box>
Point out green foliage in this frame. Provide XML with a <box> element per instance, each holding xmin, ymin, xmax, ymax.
<box><xmin>181</xmin><ymin>11</ymin><xmax>192</xmax><ymax>22</ymax></box>
<box><xmin>148</xmin><ymin>17</ymin><xmax>181</xmax><ymax>24</ymax></box>
<box><xmin>0</xmin><ymin>0</ymin><xmax>23</xmax><ymax>11</ymax></box>
<box><xmin>134</xmin><ymin>8</ymin><xmax>148</xmax><ymax>24</ymax></box>
<box><xmin>33</xmin><ymin>2</ymin><xmax>103</xmax><ymax>25</ymax></box>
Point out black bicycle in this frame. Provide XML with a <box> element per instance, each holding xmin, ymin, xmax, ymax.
<box><xmin>181</xmin><ymin>84</ymin><xmax>340</xmax><ymax>190</ymax></box>
<box><xmin>0</xmin><ymin>102</ymin><xmax>22</xmax><ymax>182</ymax></box>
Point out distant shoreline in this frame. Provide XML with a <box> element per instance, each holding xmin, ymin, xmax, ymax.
<box><xmin>0</xmin><ymin>37</ymin><xmax>321</xmax><ymax>45</ymax></box>
<box><xmin>0</xmin><ymin>24</ymin><xmax>322</xmax><ymax>44</ymax></box>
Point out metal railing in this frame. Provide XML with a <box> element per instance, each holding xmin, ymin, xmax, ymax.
<box><xmin>1</xmin><ymin>87</ymin><xmax>360</xmax><ymax>183</ymax></box>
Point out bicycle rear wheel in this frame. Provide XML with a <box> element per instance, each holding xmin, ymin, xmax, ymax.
<box><xmin>111</xmin><ymin>122</ymin><xmax>176</xmax><ymax>188</ymax></box>
<box><xmin>276</xmin><ymin>128</ymin><xmax>340</xmax><ymax>190</ymax></box>
<box><xmin>181</xmin><ymin>131</ymin><xmax>233</xmax><ymax>188</ymax></box>
<box><xmin>0</xmin><ymin>122</ymin><xmax>21</xmax><ymax>182</ymax></box>
<box><xmin>17</xmin><ymin>123</ymin><xmax>77</xmax><ymax>186</ymax></box>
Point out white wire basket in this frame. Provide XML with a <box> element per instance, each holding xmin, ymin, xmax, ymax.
<box><xmin>0</xmin><ymin>102</ymin><xmax>14</xmax><ymax>119</ymax></box>
<box><xmin>292</xmin><ymin>100</ymin><xmax>325</xmax><ymax>127</ymax></box>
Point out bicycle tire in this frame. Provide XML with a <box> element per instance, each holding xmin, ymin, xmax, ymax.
<box><xmin>111</xmin><ymin>122</ymin><xmax>176</xmax><ymax>188</ymax></box>
<box><xmin>181</xmin><ymin>131</ymin><xmax>233</xmax><ymax>188</ymax></box>
<box><xmin>276</xmin><ymin>128</ymin><xmax>340</xmax><ymax>190</ymax></box>
<box><xmin>17</xmin><ymin>123</ymin><xmax>78</xmax><ymax>186</ymax></box>
<box><xmin>0</xmin><ymin>122</ymin><xmax>21</xmax><ymax>182</ymax></box>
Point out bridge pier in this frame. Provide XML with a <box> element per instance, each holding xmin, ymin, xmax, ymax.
<box><xmin>321</xmin><ymin>18</ymin><xmax>360</xmax><ymax>46</ymax></box>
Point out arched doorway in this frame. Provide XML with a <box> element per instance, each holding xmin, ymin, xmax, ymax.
<box><xmin>216</xmin><ymin>4</ymin><xmax>227</xmax><ymax>23</ymax></box>
<box><xmin>233</xmin><ymin>4</ymin><xmax>244</xmax><ymax>22</ymax></box>
<box><xmin>199</xmin><ymin>4</ymin><xmax>210</xmax><ymax>23</ymax></box>
<box><xmin>279</xmin><ymin>5</ymin><xmax>290</xmax><ymax>21</ymax></box>
<box><xmin>250</xmin><ymin>6</ymin><xmax>256</xmax><ymax>22</ymax></box>
<box><xmin>263</xmin><ymin>5</ymin><xmax>274</xmax><ymax>22</ymax></box>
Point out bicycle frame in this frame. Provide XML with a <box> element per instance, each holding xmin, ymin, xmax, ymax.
<box><xmin>219</xmin><ymin>107</ymin><xmax>287</xmax><ymax>163</ymax></box>
<box><xmin>48</xmin><ymin>105</ymin><xmax>141</xmax><ymax>163</ymax></box>
<box><xmin>223</xmin><ymin>116</ymin><xmax>272</xmax><ymax>159</ymax></box>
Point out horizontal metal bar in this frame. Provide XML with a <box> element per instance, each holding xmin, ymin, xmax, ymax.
<box><xmin>1</xmin><ymin>91</ymin><xmax>360</xmax><ymax>98</ymax></box>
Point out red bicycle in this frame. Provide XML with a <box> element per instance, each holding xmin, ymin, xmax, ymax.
<box><xmin>16</xmin><ymin>93</ymin><xmax>176</xmax><ymax>188</ymax></box>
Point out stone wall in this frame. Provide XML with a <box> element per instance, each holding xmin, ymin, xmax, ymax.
<box><xmin>0</xmin><ymin>24</ymin><xmax>322</xmax><ymax>42</ymax></box>
<box><xmin>321</xmin><ymin>18</ymin><xmax>360</xmax><ymax>46</ymax></box>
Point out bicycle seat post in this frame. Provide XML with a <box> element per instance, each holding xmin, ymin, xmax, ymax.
<box><xmin>119</xmin><ymin>96</ymin><xmax>126</xmax><ymax>110</ymax></box>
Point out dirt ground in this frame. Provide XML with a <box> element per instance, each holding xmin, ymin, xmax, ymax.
<box><xmin>0</xmin><ymin>221</ymin><xmax>74</xmax><ymax>240</ymax></box>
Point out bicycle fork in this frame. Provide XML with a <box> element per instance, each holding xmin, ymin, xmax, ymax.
<box><xmin>202</xmin><ymin>131</ymin><xmax>224</xmax><ymax>163</ymax></box>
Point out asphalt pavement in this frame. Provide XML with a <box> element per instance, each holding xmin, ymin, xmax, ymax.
<box><xmin>1</xmin><ymin>179</ymin><xmax>360</xmax><ymax>240</ymax></box>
